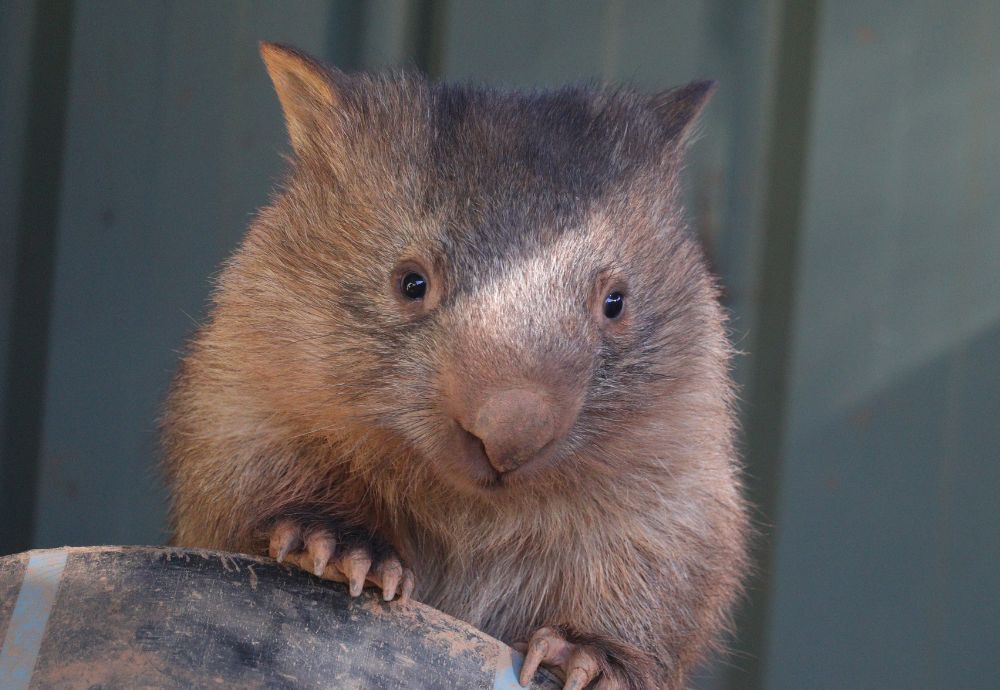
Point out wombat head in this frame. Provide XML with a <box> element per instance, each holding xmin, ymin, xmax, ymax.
<box><xmin>228</xmin><ymin>43</ymin><xmax>727</xmax><ymax>497</ymax></box>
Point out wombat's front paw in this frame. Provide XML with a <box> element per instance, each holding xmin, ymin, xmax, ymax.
<box><xmin>267</xmin><ymin>517</ymin><xmax>415</xmax><ymax>601</ymax></box>
<box><xmin>516</xmin><ymin>627</ymin><xmax>654</xmax><ymax>690</ymax></box>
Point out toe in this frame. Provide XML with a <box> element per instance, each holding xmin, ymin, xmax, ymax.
<box><xmin>563</xmin><ymin>648</ymin><xmax>601</xmax><ymax>690</ymax></box>
<box><xmin>335</xmin><ymin>547</ymin><xmax>373</xmax><ymax>597</ymax></box>
<box><xmin>400</xmin><ymin>567</ymin><xmax>415</xmax><ymax>602</ymax></box>
<box><xmin>519</xmin><ymin>627</ymin><xmax>573</xmax><ymax>686</ymax></box>
<box><xmin>563</xmin><ymin>668</ymin><xmax>591</xmax><ymax>690</ymax></box>
<box><xmin>268</xmin><ymin>520</ymin><xmax>301</xmax><ymax>563</ymax></box>
<box><xmin>375</xmin><ymin>556</ymin><xmax>403</xmax><ymax>601</ymax></box>
<box><xmin>518</xmin><ymin>628</ymin><xmax>608</xmax><ymax>689</ymax></box>
<box><xmin>265</xmin><ymin>519</ymin><xmax>416</xmax><ymax>603</ymax></box>
<box><xmin>304</xmin><ymin>529</ymin><xmax>335</xmax><ymax>577</ymax></box>
<box><xmin>519</xmin><ymin>636</ymin><xmax>548</xmax><ymax>686</ymax></box>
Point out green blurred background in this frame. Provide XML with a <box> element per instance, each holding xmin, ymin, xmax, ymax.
<box><xmin>1</xmin><ymin>1</ymin><xmax>998</xmax><ymax>688</ymax></box>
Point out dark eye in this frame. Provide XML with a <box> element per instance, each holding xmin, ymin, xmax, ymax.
<box><xmin>400</xmin><ymin>272</ymin><xmax>427</xmax><ymax>300</ymax></box>
<box><xmin>603</xmin><ymin>291</ymin><xmax>624</xmax><ymax>319</ymax></box>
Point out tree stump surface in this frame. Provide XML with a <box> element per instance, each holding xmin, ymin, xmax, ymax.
<box><xmin>0</xmin><ymin>546</ymin><xmax>559</xmax><ymax>689</ymax></box>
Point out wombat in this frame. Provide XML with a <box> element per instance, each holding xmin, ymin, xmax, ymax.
<box><xmin>162</xmin><ymin>42</ymin><xmax>748</xmax><ymax>690</ymax></box>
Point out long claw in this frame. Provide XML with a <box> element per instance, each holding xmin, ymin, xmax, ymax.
<box><xmin>563</xmin><ymin>648</ymin><xmax>601</xmax><ymax>690</ymax></box>
<box><xmin>267</xmin><ymin>518</ymin><xmax>415</xmax><ymax>607</ymax></box>
<box><xmin>400</xmin><ymin>569</ymin><xmax>415</xmax><ymax>603</ymax></box>
<box><xmin>563</xmin><ymin>667</ymin><xmax>591</xmax><ymax>690</ymax></box>
<box><xmin>305</xmin><ymin>531</ymin><xmax>335</xmax><ymax>577</ymax></box>
<box><xmin>269</xmin><ymin>521</ymin><xmax>300</xmax><ymax>563</ymax></box>
<box><xmin>344</xmin><ymin>551</ymin><xmax>372</xmax><ymax>597</ymax></box>
<box><xmin>519</xmin><ymin>628</ymin><xmax>611</xmax><ymax>689</ymax></box>
<box><xmin>519</xmin><ymin>637</ymin><xmax>548</xmax><ymax>686</ymax></box>
<box><xmin>379</xmin><ymin>561</ymin><xmax>402</xmax><ymax>601</ymax></box>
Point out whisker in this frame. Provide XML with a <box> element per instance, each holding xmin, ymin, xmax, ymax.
<box><xmin>284</xmin><ymin>421</ymin><xmax>344</xmax><ymax>441</ymax></box>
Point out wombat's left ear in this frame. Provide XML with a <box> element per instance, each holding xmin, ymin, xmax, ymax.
<box><xmin>260</xmin><ymin>42</ymin><xmax>340</xmax><ymax>157</ymax></box>
<box><xmin>651</xmin><ymin>79</ymin><xmax>717</xmax><ymax>147</ymax></box>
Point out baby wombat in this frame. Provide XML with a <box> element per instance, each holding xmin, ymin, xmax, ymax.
<box><xmin>162</xmin><ymin>42</ymin><xmax>748</xmax><ymax>690</ymax></box>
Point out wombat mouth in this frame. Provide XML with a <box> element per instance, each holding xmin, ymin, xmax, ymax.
<box><xmin>466</xmin><ymin>437</ymin><xmax>561</xmax><ymax>494</ymax></box>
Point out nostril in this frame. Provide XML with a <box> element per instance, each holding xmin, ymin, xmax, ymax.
<box><xmin>456</xmin><ymin>423</ymin><xmax>494</xmax><ymax>468</ymax></box>
<box><xmin>469</xmin><ymin>388</ymin><xmax>556</xmax><ymax>473</ymax></box>
<box><xmin>469</xmin><ymin>432</ymin><xmax>488</xmax><ymax>465</ymax></box>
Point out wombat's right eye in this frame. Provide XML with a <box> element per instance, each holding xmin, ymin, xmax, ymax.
<box><xmin>400</xmin><ymin>272</ymin><xmax>427</xmax><ymax>300</ymax></box>
<box><xmin>603</xmin><ymin>291</ymin><xmax>624</xmax><ymax>319</ymax></box>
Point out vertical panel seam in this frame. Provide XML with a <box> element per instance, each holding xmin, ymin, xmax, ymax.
<box><xmin>0</xmin><ymin>0</ymin><xmax>76</xmax><ymax>556</ymax></box>
<box><xmin>726</xmin><ymin>0</ymin><xmax>823</xmax><ymax>687</ymax></box>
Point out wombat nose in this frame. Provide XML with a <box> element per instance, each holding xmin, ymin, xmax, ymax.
<box><xmin>470</xmin><ymin>388</ymin><xmax>556</xmax><ymax>474</ymax></box>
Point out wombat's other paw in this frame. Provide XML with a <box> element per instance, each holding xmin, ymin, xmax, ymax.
<box><xmin>516</xmin><ymin>627</ymin><xmax>651</xmax><ymax>690</ymax></box>
<box><xmin>267</xmin><ymin>518</ymin><xmax>415</xmax><ymax>601</ymax></box>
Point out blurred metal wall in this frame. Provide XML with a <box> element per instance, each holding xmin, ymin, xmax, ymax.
<box><xmin>1</xmin><ymin>1</ymin><xmax>998</xmax><ymax>688</ymax></box>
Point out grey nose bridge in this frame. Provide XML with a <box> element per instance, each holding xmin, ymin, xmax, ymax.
<box><xmin>454</xmin><ymin>270</ymin><xmax>589</xmax><ymax>387</ymax></box>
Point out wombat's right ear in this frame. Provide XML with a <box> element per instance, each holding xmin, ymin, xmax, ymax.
<box><xmin>651</xmin><ymin>80</ymin><xmax>718</xmax><ymax>149</ymax></box>
<box><xmin>260</xmin><ymin>42</ymin><xmax>340</xmax><ymax>157</ymax></box>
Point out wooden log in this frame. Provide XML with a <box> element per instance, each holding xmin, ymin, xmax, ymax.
<box><xmin>0</xmin><ymin>546</ymin><xmax>559</xmax><ymax>689</ymax></box>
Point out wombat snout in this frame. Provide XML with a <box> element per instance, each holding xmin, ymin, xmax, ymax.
<box><xmin>461</xmin><ymin>388</ymin><xmax>557</xmax><ymax>474</ymax></box>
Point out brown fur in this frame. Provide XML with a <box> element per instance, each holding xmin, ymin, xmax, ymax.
<box><xmin>162</xmin><ymin>43</ymin><xmax>748</xmax><ymax>689</ymax></box>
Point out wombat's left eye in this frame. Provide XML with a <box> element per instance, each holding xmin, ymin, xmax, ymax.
<box><xmin>400</xmin><ymin>272</ymin><xmax>427</xmax><ymax>300</ymax></box>
<box><xmin>603</xmin><ymin>291</ymin><xmax>624</xmax><ymax>319</ymax></box>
